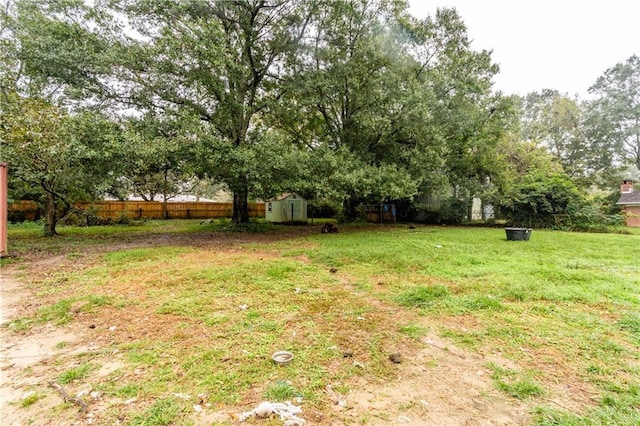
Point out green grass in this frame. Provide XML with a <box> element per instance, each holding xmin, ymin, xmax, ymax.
<box><xmin>129</xmin><ymin>398</ymin><xmax>183</xmax><ymax>426</ymax></box>
<box><xmin>398</xmin><ymin>323</ymin><xmax>429</xmax><ymax>340</ymax></box>
<box><xmin>6</xmin><ymin>222</ymin><xmax>640</xmax><ymax>424</ymax></box>
<box><xmin>20</xmin><ymin>392</ymin><xmax>42</xmax><ymax>408</ymax></box>
<box><xmin>394</xmin><ymin>284</ymin><xmax>450</xmax><ymax>308</ymax></box>
<box><xmin>4</xmin><ymin>294</ymin><xmax>121</xmax><ymax>329</ymax></box>
<box><xmin>57</xmin><ymin>362</ymin><xmax>99</xmax><ymax>385</ymax></box>
<box><xmin>264</xmin><ymin>380</ymin><xmax>301</xmax><ymax>401</ymax></box>
<box><xmin>488</xmin><ymin>363</ymin><xmax>546</xmax><ymax>399</ymax></box>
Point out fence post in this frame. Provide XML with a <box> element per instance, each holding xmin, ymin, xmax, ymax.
<box><xmin>0</xmin><ymin>163</ymin><xmax>8</xmax><ymax>257</ymax></box>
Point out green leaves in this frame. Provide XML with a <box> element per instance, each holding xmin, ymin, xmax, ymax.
<box><xmin>0</xmin><ymin>95</ymin><xmax>125</xmax><ymax>234</ymax></box>
<box><xmin>499</xmin><ymin>171</ymin><xmax>586</xmax><ymax>228</ymax></box>
<box><xmin>588</xmin><ymin>55</ymin><xmax>640</xmax><ymax>174</ymax></box>
<box><xmin>4</xmin><ymin>0</ymin><xmax>515</xmax><ymax>224</ymax></box>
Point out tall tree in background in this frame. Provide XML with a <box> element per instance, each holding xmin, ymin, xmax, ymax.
<box><xmin>122</xmin><ymin>115</ymin><xmax>199</xmax><ymax>218</ymax></box>
<box><xmin>588</xmin><ymin>55</ymin><xmax>640</xmax><ymax>175</ymax></box>
<box><xmin>274</xmin><ymin>3</ymin><xmax>506</xmax><ymax>219</ymax></box>
<box><xmin>520</xmin><ymin>90</ymin><xmax>599</xmax><ymax>186</ymax></box>
<box><xmin>275</xmin><ymin>0</ymin><xmax>424</xmax><ymax>218</ymax></box>
<box><xmin>9</xmin><ymin>0</ymin><xmax>514</xmax><ymax>224</ymax></box>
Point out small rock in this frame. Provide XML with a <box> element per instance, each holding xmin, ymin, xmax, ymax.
<box><xmin>389</xmin><ymin>353</ymin><xmax>402</xmax><ymax>364</ymax></box>
<box><xmin>329</xmin><ymin>268</ymin><xmax>338</xmax><ymax>273</ymax></box>
<box><xmin>89</xmin><ymin>324</ymin><xmax>96</xmax><ymax>329</ymax></box>
<box><xmin>353</xmin><ymin>361</ymin><xmax>364</xmax><ymax>369</ymax></box>
<box><xmin>109</xmin><ymin>326</ymin><xmax>117</xmax><ymax>332</ymax></box>
<box><xmin>343</xmin><ymin>350</ymin><xmax>353</xmax><ymax>358</ymax></box>
<box><xmin>172</xmin><ymin>393</ymin><xmax>190</xmax><ymax>400</ymax></box>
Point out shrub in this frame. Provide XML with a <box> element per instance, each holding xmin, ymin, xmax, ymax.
<box><xmin>498</xmin><ymin>172</ymin><xmax>585</xmax><ymax>228</ymax></box>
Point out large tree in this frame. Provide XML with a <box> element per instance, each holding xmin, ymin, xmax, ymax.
<box><xmin>520</xmin><ymin>89</ymin><xmax>618</xmax><ymax>188</ymax></box>
<box><xmin>273</xmin><ymin>3</ymin><xmax>506</xmax><ymax>219</ymax></box>
<box><xmin>1</xmin><ymin>2</ymin><xmax>123</xmax><ymax>235</ymax></box>
<box><xmin>588</xmin><ymin>55</ymin><xmax>640</xmax><ymax>175</ymax></box>
<box><xmin>10</xmin><ymin>0</ymin><xmax>514</xmax><ymax>224</ymax></box>
<box><xmin>0</xmin><ymin>96</ymin><xmax>123</xmax><ymax>235</ymax></box>
<box><xmin>12</xmin><ymin>0</ymin><xmax>312</xmax><ymax>223</ymax></box>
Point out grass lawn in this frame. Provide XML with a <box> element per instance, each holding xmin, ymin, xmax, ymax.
<box><xmin>1</xmin><ymin>220</ymin><xmax>639</xmax><ymax>425</ymax></box>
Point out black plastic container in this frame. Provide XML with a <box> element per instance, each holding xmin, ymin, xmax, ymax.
<box><xmin>504</xmin><ymin>227</ymin><xmax>532</xmax><ymax>241</ymax></box>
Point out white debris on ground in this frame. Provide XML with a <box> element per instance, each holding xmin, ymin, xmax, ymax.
<box><xmin>239</xmin><ymin>401</ymin><xmax>306</xmax><ymax>425</ymax></box>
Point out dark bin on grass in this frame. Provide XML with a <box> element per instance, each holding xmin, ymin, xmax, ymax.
<box><xmin>504</xmin><ymin>227</ymin><xmax>532</xmax><ymax>241</ymax></box>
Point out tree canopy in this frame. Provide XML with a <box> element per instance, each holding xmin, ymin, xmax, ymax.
<box><xmin>0</xmin><ymin>95</ymin><xmax>123</xmax><ymax>235</ymax></box>
<box><xmin>588</xmin><ymin>55</ymin><xmax>640</xmax><ymax>175</ymax></box>
<box><xmin>5</xmin><ymin>0</ymin><xmax>513</xmax><ymax>224</ymax></box>
<box><xmin>5</xmin><ymin>0</ymin><xmax>636</xmax><ymax>231</ymax></box>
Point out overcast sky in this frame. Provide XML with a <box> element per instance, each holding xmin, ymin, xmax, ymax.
<box><xmin>408</xmin><ymin>0</ymin><xmax>640</xmax><ymax>98</ymax></box>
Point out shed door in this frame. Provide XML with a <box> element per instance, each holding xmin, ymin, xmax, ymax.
<box><xmin>284</xmin><ymin>200</ymin><xmax>303</xmax><ymax>221</ymax></box>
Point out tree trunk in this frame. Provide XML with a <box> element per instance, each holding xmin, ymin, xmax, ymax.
<box><xmin>162</xmin><ymin>169</ymin><xmax>169</xmax><ymax>219</ymax></box>
<box><xmin>343</xmin><ymin>197</ymin><xmax>359</xmax><ymax>222</ymax></box>
<box><xmin>43</xmin><ymin>191</ymin><xmax>58</xmax><ymax>237</ymax></box>
<box><xmin>232</xmin><ymin>186</ymin><xmax>250</xmax><ymax>224</ymax></box>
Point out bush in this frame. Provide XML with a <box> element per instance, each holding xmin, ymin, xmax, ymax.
<box><xmin>499</xmin><ymin>172</ymin><xmax>585</xmax><ymax>228</ymax></box>
<box><xmin>569</xmin><ymin>205</ymin><xmax>624</xmax><ymax>232</ymax></box>
<box><xmin>308</xmin><ymin>200</ymin><xmax>341</xmax><ymax>219</ymax></box>
<box><xmin>440</xmin><ymin>198</ymin><xmax>469</xmax><ymax>224</ymax></box>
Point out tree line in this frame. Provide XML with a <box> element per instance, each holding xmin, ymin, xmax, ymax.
<box><xmin>1</xmin><ymin>0</ymin><xmax>638</xmax><ymax>235</ymax></box>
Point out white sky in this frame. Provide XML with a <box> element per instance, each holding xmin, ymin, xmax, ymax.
<box><xmin>408</xmin><ymin>0</ymin><xmax>640</xmax><ymax>98</ymax></box>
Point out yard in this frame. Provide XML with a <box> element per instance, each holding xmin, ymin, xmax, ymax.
<box><xmin>1</xmin><ymin>221</ymin><xmax>639</xmax><ymax>425</ymax></box>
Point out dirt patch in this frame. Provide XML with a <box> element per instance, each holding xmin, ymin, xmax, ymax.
<box><xmin>329</xmin><ymin>334</ymin><xmax>528</xmax><ymax>425</ymax></box>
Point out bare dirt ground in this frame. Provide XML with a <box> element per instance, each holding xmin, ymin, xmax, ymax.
<box><xmin>0</xmin><ymin>229</ymin><xmax>546</xmax><ymax>425</ymax></box>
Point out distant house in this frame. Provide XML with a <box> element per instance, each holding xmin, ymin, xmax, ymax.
<box><xmin>616</xmin><ymin>180</ymin><xmax>640</xmax><ymax>227</ymax></box>
<box><xmin>265</xmin><ymin>193</ymin><xmax>307</xmax><ymax>224</ymax></box>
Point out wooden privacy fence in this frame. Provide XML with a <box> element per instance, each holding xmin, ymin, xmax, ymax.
<box><xmin>8</xmin><ymin>200</ymin><xmax>266</xmax><ymax>221</ymax></box>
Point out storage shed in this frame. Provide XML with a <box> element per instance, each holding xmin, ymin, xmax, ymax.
<box><xmin>265</xmin><ymin>193</ymin><xmax>307</xmax><ymax>224</ymax></box>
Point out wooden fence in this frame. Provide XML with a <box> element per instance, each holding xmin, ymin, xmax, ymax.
<box><xmin>8</xmin><ymin>200</ymin><xmax>266</xmax><ymax>221</ymax></box>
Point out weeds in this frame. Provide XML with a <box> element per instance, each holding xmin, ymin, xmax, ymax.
<box><xmin>488</xmin><ymin>363</ymin><xmax>545</xmax><ymax>399</ymax></box>
<box><xmin>20</xmin><ymin>392</ymin><xmax>42</xmax><ymax>408</ymax></box>
<box><xmin>129</xmin><ymin>398</ymin><xmax>182</xmax><ymax>426</ymax></box>
<box><xmin>57</xmin><ymin>362</ymin><xmax>98</xmax><ymax>385</ymax></box>
<box><xmin>394</xmin><ymin>285</ymin><xmax>450</xmax><ymax>308</ymax></box>
<box><xmin>264</xmin><ymin>381</ymin><xmax>300</xmax><ymax>401</ymax></box>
